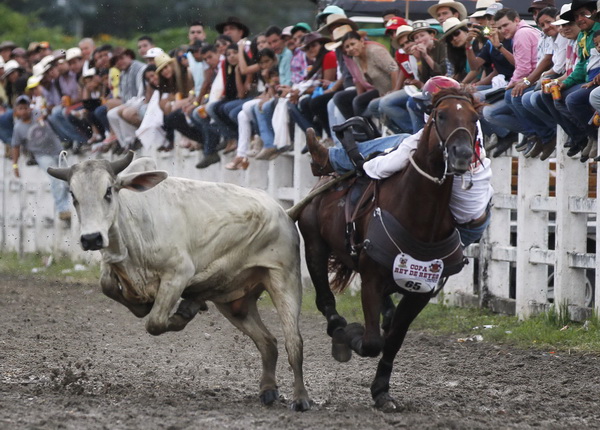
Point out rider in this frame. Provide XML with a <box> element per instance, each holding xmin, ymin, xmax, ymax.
<box><xmin>307</xmin><ymin>76</ymin><xmax>493</xmax><ymax>247</ymax></box>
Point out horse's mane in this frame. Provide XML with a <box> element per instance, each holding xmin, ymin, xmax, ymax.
<box><xmin>431</xmin><ymin>87</ymin><xmax>482</xmax><ymax>111</ymax></box>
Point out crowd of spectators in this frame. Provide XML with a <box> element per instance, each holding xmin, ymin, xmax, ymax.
<box><xmin>1</xmin><ymin>0</ymin><xmax>600</xmax><ymax>218</ymax></box>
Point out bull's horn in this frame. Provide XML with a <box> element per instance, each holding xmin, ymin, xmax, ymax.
<box><xmin>109</xmin><ymin>151</ymin><xmax>135</xmax><ymax>175</ymax></box>
<box><xmin>47</xmin><ymin>166</ymin><xmax>71</xmax><ymax>182</ymax></box>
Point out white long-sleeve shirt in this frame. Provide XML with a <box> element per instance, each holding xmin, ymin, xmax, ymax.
<box><xmin>363</xmin><ymin>123</ymin><xmax>493</xmax><ymax>224</ymax></box>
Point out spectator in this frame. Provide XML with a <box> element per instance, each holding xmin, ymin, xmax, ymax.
<box><xmin>428</xmin><ymin>0</ymin><xmax>468</xmax><ymax>24</ymax></box>
<box><xmin>0</xmin><ymin>41</ymin><xmax>16</xmax><ymax>63</ymax></box>
<box><xmin>78</xmin><ymin>38</ymin><xmax>96</xmax><ymax>73</ymax></box>
<box><xmin>216</xmin><ymin>17</ymin><xmax>250</xmax><ymax>44</ymax></box>
<box><xmin>143</xmin><ymin>47</ymin><xmax>165</xmax><ymax>65</ymax></box>
<box><xmin>540</xmin><ymin>0</ymin><xmax>599</xmax><ymax>156</ymax></box>
<box><xmin>188</xmin><ymin>21</ymin><xmax>207</xmax><ymax>43</ymax></box>
<box><xmin>290</xmin><ymin>22</ymin><xmax>312</xmax><ymax>84</ymax></box>
<box><xmin>10</xmin><ymin>95</ymin><xmax>71</xmax><ymax>221</ymax></box>
<box><xmin>528</xmin><ymin>0</ymin><xmax>556</xmax><ymax>20</ymax></box>
<box><xmin>483</xmin><ymin>8</ymin><xmax>542</xmax><ymax>156</ymax></box>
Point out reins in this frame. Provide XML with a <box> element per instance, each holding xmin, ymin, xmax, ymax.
<box><xmin>409</xmin><ymin>95</ymin><xmax>476</xmax><ymax>186</ymax></box>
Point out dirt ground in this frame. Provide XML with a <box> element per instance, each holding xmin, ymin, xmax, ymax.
<box><xmin>1</xmin><ymin>274</ymin><xmax>600</xmax><ymax>430</ymax></box>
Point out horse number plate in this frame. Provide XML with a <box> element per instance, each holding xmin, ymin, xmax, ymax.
<box><xmin>392</xmin><ymin>252</ymin><xmax>444</xmax><ymax>294</ymax></box>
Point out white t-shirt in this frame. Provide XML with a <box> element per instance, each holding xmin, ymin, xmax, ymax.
<box><xmin>363</xmin><ymin>122</ymin><xmax>493</xmax><ymax>224</ymax></box>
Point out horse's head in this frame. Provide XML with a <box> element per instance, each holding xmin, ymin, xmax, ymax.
<box><xmin>426</xmin><ymin>88</ymin><xmax>479</xmax><ymax>176</ymax></box>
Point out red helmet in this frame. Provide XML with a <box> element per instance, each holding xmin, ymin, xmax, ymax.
<box><xmin>414</xmin><ymin>76</ymin><xmax>460</xmax><ymax>104</ymax></box>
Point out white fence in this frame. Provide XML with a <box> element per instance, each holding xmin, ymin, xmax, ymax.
<box><xmin>1</xmin><ymin>128</ymin><xmax>598</xmax><ymax>321</ymax></box>
<box><xmin>443</xmin><ymin>129</ymin><xmax>599</xmax><ymax>321</ymax></box>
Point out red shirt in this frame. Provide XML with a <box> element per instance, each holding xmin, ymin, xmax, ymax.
<box><xmin>395</xmin><ymin>50</ymin><xmax>414</xmax><ymax>79</ymax></box>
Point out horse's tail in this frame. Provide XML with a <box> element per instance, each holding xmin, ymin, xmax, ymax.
<box><xmin>286</xmin><ymin>171</ymin><xmax>355</xmax><ymax>221</ymax></box>
<box><xmin>328</xmin><ymin>255</ymin><xmax>356</xmax><ymax>293</ymax></box>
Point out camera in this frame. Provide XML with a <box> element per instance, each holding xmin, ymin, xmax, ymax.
<box><xmin>482</xmin><ymin>27</ymin><xmax>491</xmax><ymax>36</ymax></box>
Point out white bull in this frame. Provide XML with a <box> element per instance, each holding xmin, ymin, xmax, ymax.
<box><xmin>48</xmin><ymin>152</ymin><xmax>310</xmax><ymax>411</ymax></box>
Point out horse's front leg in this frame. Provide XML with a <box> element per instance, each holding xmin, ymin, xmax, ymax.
<box><xmin>345</xmin><ymin>275</ymin><xmax>385</xmax><ymax>358</ymax></box>
<box><xmin>371</xmin><ymin>292</ymin><xmax>431</xmax><ymax>412</ymax></box>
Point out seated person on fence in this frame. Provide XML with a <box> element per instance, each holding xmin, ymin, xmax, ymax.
<box><xmin>307</xmin><ymin>77</ymin><xmax>493</xmax><ymax>247</ymax></box>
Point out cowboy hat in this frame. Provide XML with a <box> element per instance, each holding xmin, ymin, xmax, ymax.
<box><xmin>528</xmin><ymin>0</ymin><xmax>556</xmax><ymax>13</ymax></box>
<box><xmin>215</xmin><ymin>16</ymin><xmax>250</xmax><ymax>38</ymax></box>
<box><xmin>325</xmin><ymin>25</ymin><xmax>355</xmax><ymax>51</ymax></box>
<box><xmin>1</xmin><ymin>59</ymin><xmax>22</xmax><ymax>79</ymax></box>
<box><xmin>560</xmin><ymin>0</ymin><xmax>596</xmax><ymax>21</ymax></box>
<box><xmin>0</xmin><ymin>40</ymin><xmax>17</xmax><ymax>51</ymax></box>
<box><xmin>440</xmin><ymin>17</ymin><xmax>470</xmax><ymax>39</ymax></box>
<box><xmin>65</xmin><ymin>47</ymin><xmax>82</xmax><ymax>62</ymax></box>
<box><xmin>299</xmin><ymin>32</ymin><xmax>332</xmax><ymax>51</ymax></box>
<box><xmin>155</xmin><ymin>52</ymin><xmax>175</xmax><ymax>74</ymax></box>
<box><xmin>552</xmin><ymin>3</ymin><xmax>572</xmax><ymax>24</ymax></box>
<box><xmin>409</xmin><ymin>21</ymin><xmax>439</xmax><ymax>41</ymax></box>
<box><xmin>395</xmin><ymin>25</ymin><xmax>415</xmax><ymax>41</ymax></box>
<box><xmin>428</xmin><ymin>0</ymin><xmax>468</xmax><ymax>21</ymax></box>
<box><xmin>25</xmin><ymin>74</ymin><xmax>43</xmax><ymax>91</ymax></box>
<box><xmin>469</xmin><ymin>0</ymin><xmax>496</xmax><ymax>17</ymax></box>
<box><xmin>317</xmin><ymin>14</ymin><xmax>359</xmax><ymax>33</ymax></box>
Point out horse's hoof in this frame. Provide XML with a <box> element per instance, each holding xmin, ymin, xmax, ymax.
<box><xmin>331</xmin><ymin>327</ymin><xmax>352</xmax><ymax>362</ymax></box>
<box><xmin>290</xmin><ymin>398</ymin><xmax>312</xmax><ymax>412</ymax></box>
<box><xmin>326</xmin><ymin>314</ymin><xmax>347</xmax><ymax>337</ymax></box>
<box><xmin>345</xmin><ymin>322</ymin><xmax>365</xmax><ymax>339</ymax></box>
<box><xmin>259</xmin><ymin>389</ymin><xmax>279</xmax><ymax>406</ymax></box>
<box><xmin>374</xmin><ymin>392</ymin><xmax>400</xmax><ymax>413</ymax></box>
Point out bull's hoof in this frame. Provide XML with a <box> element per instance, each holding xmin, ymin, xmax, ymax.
<box><xmin>374</xmin><ymin>392</ymin><xmax>400</xmax><ymax>413</ymax></box>
<box><xmin>331</xmin><ymin>327</ymin><xmax>352</xmax><ymax>362</ymax></box>
<box><xmin>259</xmin><ymin>389</ymin><xmax>279</xmax><ymax>406</ymax></box>
<box><xmin>326</xmin><ymin>314</ymin><xmax>347</xmax><ymax>337</ymax></box>
<box><xmin>290</xmin><ymin>398</ymin><xmax>312</xmax><ymax>412</ymax></box>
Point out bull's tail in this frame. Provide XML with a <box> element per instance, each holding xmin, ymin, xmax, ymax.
<box><xmin>286</xmin><ymin>171</ymin><xmax>355</xmax><ymax>221</ymax></box>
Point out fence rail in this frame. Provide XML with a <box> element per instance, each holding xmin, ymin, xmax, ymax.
<box><xmin>1</xmin><ymin>127</ymin><xmax>598</xmax><ymax>321</ymax></box>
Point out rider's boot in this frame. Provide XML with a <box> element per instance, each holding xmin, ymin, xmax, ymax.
<box><xmin>307</xmin><ymin>128</ymin><xmax>334</xmax><ymax>176</ymax></box>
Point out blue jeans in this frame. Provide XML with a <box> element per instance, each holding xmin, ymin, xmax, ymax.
<box><xmin>0</xmin><ymin>109</ymin><xmax>14</xmax><ymax>144</ymax></box>
<box><xmin>505</xmin><ymin>86</ymin><xmax>538</xmax><ymax>136</ymax></box>
<box><xmin>483</xmin><ymin>90</ymin><xmax>528</xmax><ymax>135</ymax></box>
<box><xmin>378</xmin><ymin>90</ymin><xmax>412</xmax><ymax>134</ymax></box>
<box><xmin>190</xmin><ymin>107</ymin><xmax>219</xmax><ymax>155</ymax></box>
<box><xmin>94</xmin><ymin>105</ymin><xmax>110</xmax><ymax>133</ymax></box>
<box><xmin>47</xmin><ymin>106</ymin><xmax>87</xmax><ymax>144</ymax></box>
<box><xmin>328</xmin><ymin>134</ymin><xmax>410</xmax><ymax>172</ymax></box>
<box><xmin>565</xmin><ymin>85</ymin><xmax>596</xmax><ymax>137</ymax></box>
<box><xmin>252</xmin><ymin>99</ymin><xmax>275</xmax><ymax>149</ymax></box>
<box><xmin>520</xmin><ymin>90</ymin><xmax>556</xmax><ymax>143</ymax></box>
<box><xmin>36</xmin><ymin>154</ymin><xmax>71</xmax><ymax>214</ymax></box>
<box><xmin>457</xmin><ymin>210</ymin><xmax>491</xmax><ymax>247</ymax></box>
<box><xmin>407</xmin><ymin>97</ymin><xmax>425</xmax><ymax>133</ymax></box>
<box><xmin>539</xmin><ymin>85</ymin><xmax>584</xmax><ymax>141</ymax></box>
<box><xmin>208</xmin><ymin>99</ymin><xmax>247</xmax><ymax>140</ymax></box>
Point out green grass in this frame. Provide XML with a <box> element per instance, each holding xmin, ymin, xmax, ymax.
<box><xmin>300</xmin><ymin>288</ymin><xmax>600</xmax><ymax>354</ymax></box>
<box><xmin>0</xmin><ymin>251</ymin><xmax>100</xmax><ymax>282</ymax></box>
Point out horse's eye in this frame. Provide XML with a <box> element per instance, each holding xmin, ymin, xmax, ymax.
<box><xmin>104</xmin><ymin>187</ymin><xmax>112</xmax><ymax>201</ymax></box>
<box><xmin>438</xmin><ymin>112</ymin><xmax>446</xmax><ymax>121</ymax></box>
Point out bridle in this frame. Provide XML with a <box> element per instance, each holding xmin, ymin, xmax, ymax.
<box><xmin>408</xmin><ymin>94</ymin><xmax>477</xmax><ymax>187</ymax></box>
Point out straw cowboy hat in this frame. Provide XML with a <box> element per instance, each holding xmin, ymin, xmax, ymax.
<box><xmin>428</xmin><ymin>0</ymin><xmax>468</xmax><ymax>21</ymax></box>
<box><xmin>325</xmin><ymin>24</ymin><xmax>355</xmax><ymax>50</ymax></box>
<box><xmin>440</xmin><ymin>17</ymin><xmax>470</xmax><ymax>39</ymax></box>
<box><xmin>409</xmin><ymin>21</ymin><xmax>439</xmax><ymax>41</ymax></box>
<box><xmin>318</xmin><ymin>13</ymin><xmax>359</xmax><ymax>33</ymax></box>
<box><xmin>469</xmin><ymin>0</ymin><xmax>496</xmax><ymax>18</ymax></box>
<box><xmin>394</xmin><ymin>25</ymin><xmax>415</xmax><ymax>43</ymax></box>
<box><xmin>154</xmin><ymin>52</ymin><xmax>175</xmax><ymax>74</ymax></box>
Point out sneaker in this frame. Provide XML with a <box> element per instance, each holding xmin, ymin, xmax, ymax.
<box><xmin>524</xmin><ymin>138</ymin><xmax>544</xmax><ymax>159</ymax></box>
<box><xmin>492</xmin><ymin>136</ymin><xmax>513</xmax><ymax>158</ymax></box>
<box><xmin>567</xmin><ymin>138</ymin><xmax>587</xmax><ymax>157</ymax></box>
<box><xmin>195</xmin><ymin>152</ymin><xmax>220</xmax><ymax>168</ymax></box>
<box><xmin>485</xmin><ymin>133</ymin><xmax>499</xmax><ymax>151</ymax></box>
<box><xmin>515</xmin><ymin>135</ymin><xmax>529</xmax><ymax>152</ymax></box>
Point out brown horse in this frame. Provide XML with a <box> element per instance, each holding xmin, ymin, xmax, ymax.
<box><xmin>296</xmin><ymin>88</ymin><xmax>479</xmax><ymax>411</ymax></box>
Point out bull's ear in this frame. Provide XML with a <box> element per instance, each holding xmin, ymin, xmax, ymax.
<box><xmin>115</xmin><ymin>171</ymin><xmax>168</xmax><ymax>192</ymax></box>
<box><xmin>47</xmin><ymin>167</ymin><xmax>71</xmax><ymax>182</ymax></box>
